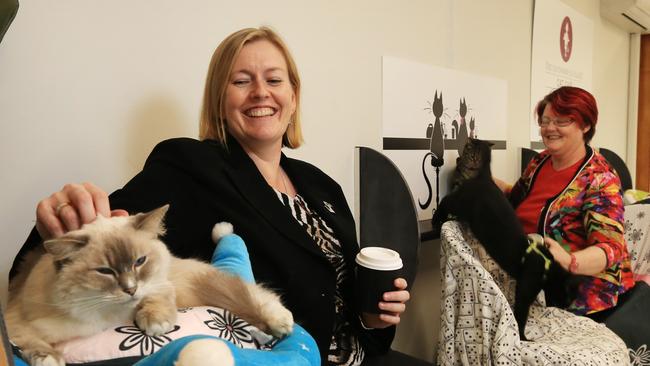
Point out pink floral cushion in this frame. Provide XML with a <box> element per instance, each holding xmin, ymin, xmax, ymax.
<box><xmin>55</xmin><ymin>306</ymin><xmax>275</xmax><ymax>364</ymax></box>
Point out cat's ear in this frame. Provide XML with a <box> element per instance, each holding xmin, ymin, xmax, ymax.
<box><xmin>132</xmin><ymin>204</ymin><xmax>169</xmax><ymax>237</ymax></box>
<box><xmin>43</xmin><ymin>234</ymin><xmax>89</xmax><ymax>260</ymax></box>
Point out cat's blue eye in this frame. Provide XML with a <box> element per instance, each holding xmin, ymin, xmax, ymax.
<box><xmin>134</xmin><ymin>256</ymin><xmax>147</xmax><ymax>267</ymax></box>
<box><xmin>95</xmin><ymin>267</ymin><xmax>115</xmax><ymax>276</ymax></box>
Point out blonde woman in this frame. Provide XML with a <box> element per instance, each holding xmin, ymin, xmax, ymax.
<box><xmin>13</xmin><ymin>27</ymin><xmax>424</xmax><ymax>365</ymax></box>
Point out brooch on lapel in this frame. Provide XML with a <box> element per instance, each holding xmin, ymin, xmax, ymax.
<box><xmin>323</xmin><ymin>201</ymin><xmax>335</xmax><ymax>213</ymax></box>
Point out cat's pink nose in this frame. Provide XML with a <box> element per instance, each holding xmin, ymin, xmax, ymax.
<box><xmin>122</xmin><ymin>286</ymin><xmax>137</xmax><ymax>296</ymax></box>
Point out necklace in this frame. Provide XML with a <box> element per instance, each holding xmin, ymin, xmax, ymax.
<box><xmin>280</xmin><ymin>169</ymin><xmax>290</xmax><ymax>195</ymax></box>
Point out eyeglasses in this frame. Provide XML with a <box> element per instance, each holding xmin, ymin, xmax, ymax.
<box><xmin>538</xmin><ymin>116</ymin><xmax>574</xmax><ymax>127</ymax></box>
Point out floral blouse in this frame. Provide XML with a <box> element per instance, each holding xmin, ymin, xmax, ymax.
<box><xmin>510</xmin><ymin>145</ymin><xmax>635</xmax><ymax>315</ymax></box>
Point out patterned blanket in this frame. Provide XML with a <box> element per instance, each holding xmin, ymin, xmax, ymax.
<box><xmin>438</xmin><ymin>220</ymin><xmax>631</xmax><ymax>366</ymax></box>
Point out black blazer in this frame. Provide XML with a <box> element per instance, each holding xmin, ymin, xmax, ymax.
<box><xmin>11</xmin><ymin>137</ymin><xmax>394</xmax><ymax>362</ymax></box>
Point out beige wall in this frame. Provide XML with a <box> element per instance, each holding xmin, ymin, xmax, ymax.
<box><xmin>0</xmin><ymin>0</ymin><xmax>632</xmax><ymax>361</ymax></box>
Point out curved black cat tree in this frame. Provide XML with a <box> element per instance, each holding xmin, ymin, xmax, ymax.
<box><xmin>0</xmin><ymin>0</ymin><xmax>18</xmax><ymax>43</ymax></box>
<box><xmin>356</xmin><ymin>147</ymin><xmax>420</xmax><ymax>288</ymax></box>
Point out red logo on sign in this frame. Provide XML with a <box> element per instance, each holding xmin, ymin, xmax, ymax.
<box><xmin>560</xmin><ymin>16</ymin><xmax>573</xmax><ymax>62</ymax></box>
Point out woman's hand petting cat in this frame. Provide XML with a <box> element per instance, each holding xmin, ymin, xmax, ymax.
<box><xmin>544</xmin><ymin>237</ymin><xmax>608</xmax><ymax>275</ymax></box>
<box><xmin>36</xmin><ymin>182</ymin><xmax>128</xmax><ymax>239</ymax></box>
<box><xmin>544</xmin><ymin>237</ymin><xmax>572</xmax><ymax>271</ymax></box>
<box><xmin>492</xmin><ymin>177</ymin><xmax>512</xmax><ymax>193</ymax></box>
<box><xmin>360</xmin><ymin>278</ymin><xmax>410</xmax><ymax>329</ymax></box>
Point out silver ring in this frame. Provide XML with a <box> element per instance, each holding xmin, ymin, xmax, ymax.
<box><xmin>55</xmin><ymin>202</ymin><xmax>70</xmax><ymax>216</ymax></box>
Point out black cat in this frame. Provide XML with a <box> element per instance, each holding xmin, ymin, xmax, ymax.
<box><xmin>432</xmin><ymin>139</ymin><xmax>570</xmax><ymax>340</ymax></box>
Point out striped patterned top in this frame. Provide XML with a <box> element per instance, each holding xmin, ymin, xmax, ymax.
<box><xmin>275</xmin><ymin>190</ymin><xmax>364</xmax><ymax>365</ymax></box>
<box><xmin>512</xmin><ymin>148</ymin><xmax>634</xmax><ymax>315</ymax></box>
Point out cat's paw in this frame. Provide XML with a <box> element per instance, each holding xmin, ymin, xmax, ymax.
<box><xmin>25</xmin><ymin>350</ymin><xmax>65</xmax><ymax>366</ymax></box>
<box><xmin>135</xmin><ymin>306</ymin><xmax>177</xmax><ymax>336</ymax></box>
<box><xmin>246</xmin><ymin>284</ymin><xmax>294</xmax><ymax>337</ymax></box>
<box><xmin>261</xmin><ymin>299</ymin><xmax>294</xmax><ymax>338</ymax></box>
<box><xmin>31</xmin><ymin>355</ymin><xmax>64</xmax><ymax>366</ymax></box>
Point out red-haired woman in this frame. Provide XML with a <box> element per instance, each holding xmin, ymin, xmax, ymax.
<box><xmin>497</xmin><ymin>86</ymin><xmax>647</xmax><ymax>347</ymax></box>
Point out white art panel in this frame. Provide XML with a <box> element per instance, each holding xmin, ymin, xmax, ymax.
<box><xmin>530</xmin><ymin>0</ymin><xmax>593</xmax><ymax>147</ymax></box>
<box><xmin>382</xmin><ymin>56</ymin><xmax>508</xmax><ymax>220</ymax></box>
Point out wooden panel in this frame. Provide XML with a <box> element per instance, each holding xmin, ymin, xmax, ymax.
<box><xmin>638</xmin><ymin>34</ymin><xmax>650</xmax><ymax>191</ymax></box>
<box><xmin>0</xmin><ymin>307</ymin><xmax>11</xmax><ymax>366</ymax></box>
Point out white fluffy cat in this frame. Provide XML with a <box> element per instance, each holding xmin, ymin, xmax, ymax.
<box><xmin>6</xmin><ymin>205</ymin><xmax>293</xmax><ymax>366</ymax></box>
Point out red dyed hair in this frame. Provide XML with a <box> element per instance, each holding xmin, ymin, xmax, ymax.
<box><xmin>535</xmin><ymin>86</ymin><xmax>598</xmax><ymax>143</ymax></box>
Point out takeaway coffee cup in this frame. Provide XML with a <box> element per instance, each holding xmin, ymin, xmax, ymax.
<box><xmin>355</xmin><ymin>247</ymin><xmax>404</xmax><ymax>314</ymax></box>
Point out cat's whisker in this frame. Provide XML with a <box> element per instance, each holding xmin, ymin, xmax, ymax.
<box><xmin>61</xmin><ymin>294</ymin><xmax>117</xmax><ymax>303</ymax></box>
<box><xmin>68</xmin><ymin>298</ymin><xmax>115</xmax><ymax>308</ymax></box>
<box><xmin>141</xmin><ymin>282</ymin><xmax>173</xmax><ymax>291</ymax></box>
<box><xmin>58</xmin><ymin>296</ymin><xmax>121</xmax><ymax>308</ymax></box>
<box><xmin>23</xmin><ymin>292</ymin><xmax>124</xmax><ymax>309</ymax></box>
<box><xmin>71</xmin><ymin>301</ymin><xmax>117</xmax><ymax>314</ymax></box>
<box><xmin>63</xmin><ymin>297</ymin><xmax>132</xmax><ymax>315</ymax></box>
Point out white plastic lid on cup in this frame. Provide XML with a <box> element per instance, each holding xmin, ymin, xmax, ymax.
<box><xmin>355</xmin><ymin>247</ymin><xmax>403</xmax><ymax>271</ymax></box>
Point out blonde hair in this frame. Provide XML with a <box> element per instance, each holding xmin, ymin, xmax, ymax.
<box><xmin>199</xmin><ymin>27</ymin><xmax>303</xmax><ymax>148</ymax></box>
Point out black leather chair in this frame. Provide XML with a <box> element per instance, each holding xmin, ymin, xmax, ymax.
<box><xmin>598</xmin><ymin>148</ymin><xmax>633</xmax><ymax>191</ymax></box>
<box><xmin>521</xmin><ymin>147</ymin><xmax>539</xmax><ymax>175</ymax></box>
<box><xmin>0</xmin><ymin>0</ymin><xmax>18</xmax><ymax>43</ymax></box>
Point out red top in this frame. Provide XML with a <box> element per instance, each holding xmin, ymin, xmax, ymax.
<box><xmin>516</xmin><ymin>158</ymin><xmax>582</xmax><ymax>234</ymax></box>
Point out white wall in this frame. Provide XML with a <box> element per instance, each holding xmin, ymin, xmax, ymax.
<box><xmin>569</xmin><ymin>0</ymin><xmax>631</xmax><ymax>156</ymax></box>
<box><xmin>0</xmin><ymin>0</ymin><xmax>632</xmax><ymax>361</ymax></box>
